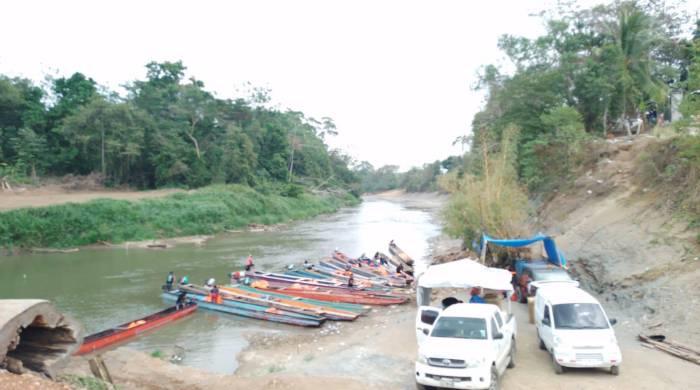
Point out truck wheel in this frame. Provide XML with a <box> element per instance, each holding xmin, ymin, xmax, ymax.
<box><xmin>552</xmin><ymin>355</ymin><xmax>564</xmax><ymax>375</ymax></box>
<box><xmin>507</xmin><ymin>342</ymin><xmax>516</xmax><ymax>368</ymax></box>
<box><xmin>488</xmin><ymin>366</ymin><xmax>499</xmax><ymax>390</ymax></box>
<box><xmin>610</xmin><ymin>366</ymin><xmax>620</xmax><ymax>376</ymax></box>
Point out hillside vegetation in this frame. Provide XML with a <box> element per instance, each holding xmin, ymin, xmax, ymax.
<box><xmin>441</xmin><ymin>0</ymin><xmax>700</xmax><ymax>245</ymax></box>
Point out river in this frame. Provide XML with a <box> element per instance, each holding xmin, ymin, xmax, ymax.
<box><xmin>0</xmin><ymin>195</ymin><xmax>442</xmax><ymax>373</ymax></box>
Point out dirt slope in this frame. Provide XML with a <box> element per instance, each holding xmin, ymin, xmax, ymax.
<box><xmin>537</xmin><ymin>136</ymin><xmax>700</xmax><ymax>346</ymax></box>
<box><xmin>0</xmin><ymin>185</ymin><xmax>181</xmax><ymax>211</ymax></box>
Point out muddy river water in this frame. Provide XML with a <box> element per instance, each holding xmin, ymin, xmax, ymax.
<box><xmin>0</xmin><ymin>197</ymin><xmax>441</xmax><ymax>373</ymax></box>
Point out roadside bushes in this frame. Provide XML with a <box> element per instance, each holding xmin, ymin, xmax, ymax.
<box><xmin>0</xmin><ymin>184</ymin><xmax>359</xmax><ymax>249</ymax></box>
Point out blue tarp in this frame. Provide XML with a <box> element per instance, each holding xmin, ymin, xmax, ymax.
<box><xmin>481</xmin><ymin>233</ymin><xmax>567</xmax><ymax>268</ymax></box>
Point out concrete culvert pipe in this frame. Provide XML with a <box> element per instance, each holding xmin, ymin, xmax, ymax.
<box><xmin>0</xmin><ymin>299</ymin><xmax>83</xmax><ymax>378</ymax></box>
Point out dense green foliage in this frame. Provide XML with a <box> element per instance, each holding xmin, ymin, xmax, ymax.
<box><xmin>0</xmin><ymin>184</ymin><xmax>359</xmax><ymax>249</ymax></box>
<box><xmin>471</xmin><ymin>0</ymin><xmax>694</xmax><ymax>193</ymax></box>
<box><xmin>442</xmin><ymin>1</ymin><xmax>698</xmax><ymax>245</ymax></box>
<box><xmin>0</xmin><ymin>61</ymin><xmax>357</xmax><ymax>191</ymax></box>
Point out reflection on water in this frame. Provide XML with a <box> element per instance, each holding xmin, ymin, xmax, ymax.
<box><xmin>0</xmin><ymin>197</ymin><xmax>441</xmax><ymax>373</ymax></box>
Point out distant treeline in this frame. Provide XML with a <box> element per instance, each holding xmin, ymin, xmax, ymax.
<box><xmin>0</xmin><ymin>61</ymin><xmax>357</xmax><ymax>191</ymax></box>
<box><xmin>354</xmin><ymin>155</ymin><xmax>463</xmax><ymax>193</ymax></box>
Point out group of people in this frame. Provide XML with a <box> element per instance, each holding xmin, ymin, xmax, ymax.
<box><xmin>165</xmin><ymin>253</ymin><xmax>257</xmax><ymax>308</ymax></box>
<box><xmin>165</xmin><ymin>271</ymin><xmax>190</xmax><ymax>291</ymax></box>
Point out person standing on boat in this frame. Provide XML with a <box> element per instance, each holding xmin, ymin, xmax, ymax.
<box><xmin>179</xmin><ymin>275</ymin><xmax>189</xmax><ymax>285</ymax></box>
<box><xmin>205</xmin><ymin>277</ymin><xmax>215</xmax><ymax>287</ymax></box>
<box><xmin>165</xmin><ymin>272</ymin><xmax>175</xmax><ymax>291</ymax></box>
<box><xmin>209</xmin><ymin>285</ymin><xmax>222</xmax><ymax>304</ymax></box>
<box><xmin>347</xmin><ymin>271</ymin><xmax>354</xmax><ymax>288</ymax></box>
<box><xmin>245</xmin><ymin>254</ymin><xmax>255</xmax><ymax>271</ymax></box>
<box><xmin>176</xmin><ymin>290</ymin><xmax>188</xmax><ymax>310</ymax></box>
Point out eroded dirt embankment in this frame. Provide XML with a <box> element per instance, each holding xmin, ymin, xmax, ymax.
<box><xmin>536</xmin><ymin>136</ymin><xmax>700</xmax><ymax>346</ymax></box>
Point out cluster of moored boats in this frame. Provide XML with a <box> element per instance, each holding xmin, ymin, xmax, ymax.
<box><xmin>77</xmin><ymin>242</ymin><xmax>416</xmax><ymax>355</ymax></box>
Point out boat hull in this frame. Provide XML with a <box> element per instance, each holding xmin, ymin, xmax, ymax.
<box><xmin>76</xmin><ymin>303</ymin><xmax>197</xmax><ymax>355</ymax></box>
<box><xmin>162</xmin><ymin>291</ymin><xmax>322</xmax><ymax>327</ymax></box>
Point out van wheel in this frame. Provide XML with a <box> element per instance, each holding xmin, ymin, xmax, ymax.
<box><xmin>553</xmin><ymin>355</ymin><xmax>564</xmax><ymax>375</ymax></box>
<box><xmin>507</xmin><ymin>342</ymin><xmax>516</xmax><ymax>368</ymax></box>
<box><xmin>488</xmin><ymin>366</ymin><xmax>499</xmax><ymax>390</ymax></box>
<box><xmin>610</xmin><ymin>366</ymin><xmax>620</xmax><ymax>376</ymax></box>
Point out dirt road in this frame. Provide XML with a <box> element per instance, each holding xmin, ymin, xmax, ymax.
<box><xmin>0</xmin><ymin>186</ymin><xmax>181</xmax><ymax>211</ymax></box>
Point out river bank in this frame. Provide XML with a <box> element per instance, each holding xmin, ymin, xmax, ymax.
<box><xmin>54</xmin><ymin>190</ymin><xmax>440</xmax><ymax>390</ymax></box>
<box><xmin>7</xmin><ymin>190</ymin><xmax>698</xmax><ymax>389</ymax></box>
<box><xmin>0</xmin><ymin>184</ymin><xmax>359</xmax><ymax>252</ymax></box>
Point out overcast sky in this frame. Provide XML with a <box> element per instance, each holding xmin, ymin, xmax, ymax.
<box><xmin>2</xmin><ymin>1</ymin><xmax>698</xmax><ymax>170</ymax></box>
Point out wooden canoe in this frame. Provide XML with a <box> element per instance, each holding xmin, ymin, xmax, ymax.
<box><xmin>252</xmin><ymin>286</ymin><xmax>408</xmax><ymax>306</ymax></box>
<box><xmin>162</xmin><ymin>291</ymin><xmax>323</xmax><ymax>327</ymax></box>
<box><xmin>219</xmin><ymin>286</ymin><xmax>360</xmax><ymax>321</ymax></box>
<box><xmin>180</xmin><ymin>284</ymin><xmax>350</xmax><ymax>321</ymax></box>
<box><xmin>234</xmin><ymin>285</ymin><xmax>370</xmax><ymax>314</ymax></box>
<box><xmin>75</xmin><ymin>303</ymin><xmax>197</xmax><ymax>355</ymax></box>
<box><xmin>388</xmin><ymin>242</ymin><xmax>414</xmax><ymax>266</ymax></box>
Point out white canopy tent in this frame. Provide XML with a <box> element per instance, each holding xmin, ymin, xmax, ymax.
<box><xmin>416</xmin><ymin>258</ymin><xmax>514</xmax><ymax>307</ymax></box>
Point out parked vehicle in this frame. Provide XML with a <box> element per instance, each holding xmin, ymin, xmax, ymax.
<box><xmin>514</xmin><ymin>260</ymin><xmax>572</xmax><ymax>303</ymax></box>
<box><xmin>534</xmin><ymin>283</ymin><xmax>622</xmax><ymax>375</ymax></box>
<box><xmin>415</xmin><ymin>303</ymin><xmax>516</xmax><ymax>390</ymax></box>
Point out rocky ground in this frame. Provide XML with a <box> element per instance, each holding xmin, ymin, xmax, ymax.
<box><xmin>536</xmin><ymin>136</ymin><xmax>700</xmax><ymax>346</ymax></box>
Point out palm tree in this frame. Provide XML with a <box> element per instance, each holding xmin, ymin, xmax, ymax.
<box><xmin>611</xmin><ymin>1</ymin><xmax>667</xmax><ymax>122</ymax></box>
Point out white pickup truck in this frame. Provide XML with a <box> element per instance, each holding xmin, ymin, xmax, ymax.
<box><xmin>415</xmin><ymin>303</ymin><xmax>517</xmax><ymax>390</ymax></box>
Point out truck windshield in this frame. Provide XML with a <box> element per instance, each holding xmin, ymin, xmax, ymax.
<box><xmin>430</xmin><ymin>317</ymin><xmax>487</xmax><ymax>339</ymax></box>
<box><xmin>552</xmin><ymin>303</ymin><xmax>609</xmax><ymax>329</ymax></box>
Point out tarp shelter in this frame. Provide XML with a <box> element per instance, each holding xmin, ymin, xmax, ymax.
<box><xmin>416</xmin><ymin>258</ymin><xmax>514</xmax><ymax>306</ymax></box>
<box><xmin>480</xmin><ymin>233</ymin><xmax>567</xmax><ymax>268</ymax></box>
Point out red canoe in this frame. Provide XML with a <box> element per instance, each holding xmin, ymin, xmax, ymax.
<box><xmin>75</xmin><ymin>303</ymin><xmax>197</xmax><ymax>355</ymax></box>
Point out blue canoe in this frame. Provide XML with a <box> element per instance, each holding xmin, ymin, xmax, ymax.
<box><xmin>161</xmin><ymin>291</ymin><xmax>323</xmax><ymax>327</ymax></box>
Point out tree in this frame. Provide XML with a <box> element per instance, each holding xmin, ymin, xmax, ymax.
<box><xmin>11</xmin><ymin>128</ymin><xmax>47</xmax><ymax>179</ymax></box>
<box><xmin>60</xmin><ymin>98</ymin><xmax>149</xmax><ymax>184</ymax></box>
<box><xmin>222</xmin><ymin>125</ymin><xmax>257</xmax><ymax>185</ymax></box>
<box><xmin>611</xmin><ymin>2</ymin><xmax>667</xmax><ymax>120</ymax></box>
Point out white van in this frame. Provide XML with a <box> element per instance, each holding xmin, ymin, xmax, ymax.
<box><xmin>534</xmin><ymin>283</ymin><xmax>622</xmax><ymax>375</ymax></box>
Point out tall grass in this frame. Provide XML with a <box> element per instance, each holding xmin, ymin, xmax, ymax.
<box><xmin>0</xmin><ymin>184</ymin><xmax>359</xmax><ymax>249</ymax></box>
<box><xmin>439</xmin><ymin>127</ymin><xmax>529</xmax><ymax>247</ymax></box>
